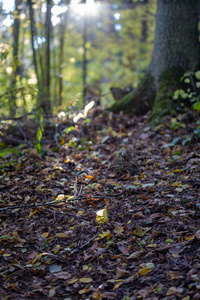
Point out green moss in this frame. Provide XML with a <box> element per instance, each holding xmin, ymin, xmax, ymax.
<box><xmin>151</xmin><ymin>67</ymin><xmax>185</xmax><ymax>123</ymax></box>
<box><xmin>106</xmin><ymin>89</ymin><xmax>136</xmax><ymax>114</ymax></box>
<box><xmin>107</xmin><ymin>72</ymin><xmax>156</xmax><ymax>115</ymax></box>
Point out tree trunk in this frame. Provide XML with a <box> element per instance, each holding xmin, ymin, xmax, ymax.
<box><xmin>10</xmin><ymin>0</ymin><xmax>21</xmax><ymax>117</ymax></box>
<box><xmin>83</xmin><ymin>17</ymin><xmax>88</xmax><ymax>106</ymax></box>
<box><xmin>42</xmin><ymin>0</ymin><xmax>52</xmax><ymax>114</ymax></box>
<box><xmin>150</xmin><ymin>0</ymin><xmax>200</xmax><ymax>88</ymax></box>
<box><xmin>58</xmin><ymin>9</ymin><xmax>68</xmax><ymax>107</ymax></box>
<box><xmin>107</xmin><ymin>0</ymin><xmax>200</xmax><ymax>122</ymax></box>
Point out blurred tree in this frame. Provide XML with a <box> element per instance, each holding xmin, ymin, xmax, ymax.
<box><xmin>44</xmin><ymin>0</ymin><xmax>52</xmax><ymax>113</ymax></box>
<box><xmin>28</xmin><ymin>0</ymin><xmax>52</xmax><ymax>114</ymax></box>
<box><xmin>10</xmin><ymin>0</ymin><xmax>22</xmax><ymax>117</ymax></box>
<box><xmin>0</xmin><ymin>0</ymin><xmax>156</xmax><ymax>116</ymax></box>
<box><xmin>108</xmin><ymin>0</ymin><xmax>200</xmax><ymax>122</ymax></box>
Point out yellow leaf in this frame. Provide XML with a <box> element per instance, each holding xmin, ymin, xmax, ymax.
<box><xmin>172</xmin><ymin>169</ymin><xmax>182</xmax><ymax>173</ymax></box>
<box><xmin>185</xmin><ymin>235</ymin><xmax>194</xmax><ymax>241</ymax></box>
<box><xmin>133</xmin><ymin>226</ymin><xmax>146</xmax><ymax>237</ymax></box>
<box><xmin>59</xmin><ymin>138</ymin><xmax>65</xmax><ymax>145</ymax></box>
<box><xmin>92</xmin><ymin>292</ymin><xmax>103</xmax><ymax>300</ymax></box>
<box><xmin>3</xmin><ymin>253</ymin><xmax>11</xmax><ymax>257</ymax></box>
<box><xmin>79</xmin><ymin>288</ymin><xmax>89</xmax><ymax>294</ymax></box>
<box><xmin>139</xmin><ymin>267</ymin><xmax>153</xmax><ymax>275</ymax></box>
<box><xmin>28</xmin><ymin>209</ymin><xmax>38</xmax><ymax>218</ymax></box>
<box><xmin>78</xmin><ymin>211</ymin><xmax>84</xmax><ymax>215</ymax></box>
<box><xmin>85</xmin><ymin>175</ymin><xmax>97</xmax><ymax>180</ymax></box>
<box><xmin>56</xmin><ymin>233</ymin><xmax>69</xmax><ymax>238</ymax></box>
<box><xmin>31</xmin><ymin>252</ymin><xmax>53</xmax><ymax>264</ymax></box>
<box><xmin>114</xmin><ymin>226</ymin><xmax>124</xmax><ymax>234</ymax></box>
<box><xmin>98</xmin><ymin>230</ymin><xmax>111</xmax><ymax>239</ymax></box>
<box><xmin>68</xmin><ymin>278</ymin><xmax>78</xmax><ymax>284</ymax></box>
<box><xmin>147</xmin><ymin>244</ymin><xmax>157</xmax><ymax>248</ymax></box>
<box><xmin>12</xmin><ymin>231</ymin><xmax>26</xmax><ymax>243</ymax></box>
<box><xmin>55</xmin><ymin>194</ymin><xmax>65</xmax><ymax>202</ymax></box>
<box><xmin>96</xmin><ymin>207</ymin><xmax>109</xmax><ymax>223</ymax></box>
<box><xmin>113</xmin><ymin>280</ymin><xmax>123</xmax><ymax>290</ymax></box>
<box><xmin>48</xmin><ymin>286</ymin><xmax>56</xmax><ymax>298</ymax></box>
<box><xmin>79</xmin><ymin>277</ymin><xmax>93</xmax><ymax>283</ymax></box>
<box><xmin>172</xmin><ymin>182</ymin><xmax>182</xmax><ymax>187</ymax></box>
<box><xmin>41</xmin><ymin>232</ymin><xmax>49</xmax><ymax>238</ymax></box>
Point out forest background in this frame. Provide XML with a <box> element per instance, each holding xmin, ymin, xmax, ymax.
<box><xmin>0</xmin><ymin>0</ymin><xmax>156</xmax><ymax>117</ymax></box>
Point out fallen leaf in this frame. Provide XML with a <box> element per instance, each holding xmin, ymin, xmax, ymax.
<box><xmin>116</xmin><ymin>267</ymin><xmax>129</xmax><ymax>279</ymax></box>
<box><xmin>101</xmin><ymin>291</ymin><xmax>117</xmax><ymax>299</ymax></box>
<box><xmin>96</xmin><ymin>207</ymin><xmax>109</xmax><ymax>223</ymax></box>
<box><xmin>49</xmin><ymin>264</ymin><xmax>62</xmax><ymax>273</ymax></box>
<box><xmin>41</xmin><ymin>232</ymin><xmax>49</xmax><ymax>238</ymax></box>
<box><xmin>139</xmin><ymin>263</ymin><xmax>154</xmax><ymax>275</ymax></box>
<box><xmin>79</xmin><ymin>288</ymin><xmax>89</xmax><ymax>294</ymax></box>
<box><xmin>53</xmin><ymin>271</ymin><xmax>71</xmax><ymax>280</ymax></box>
<box><xmin>56</xmin><ymin>233</ymin><xmax>69</xmax><ymax>238</ymax></box>
<box><xmin>133</xmin><ymin>226</ymin><xmax>146</xmax><ymax>237</ymax></box>
<box><xmin>166</xmin><ymin>286</ymin><xmax>183</xmax><ymax>296</ymax></box>
<box><xmin>195</xmin><ymin>230</ymin><xmax>200</xmax><ymax>240</ymax></box>
<box><xmin>48</xmin><ymin>286</ymin><xmax>56</xmax><ymax>298</ymax></box>
<box><xmin>132</xmin><ymin>211</ymin><xmax>145</xmax><ymax>219</ymax></box>
<box><xmin>128</xmin><ymin>250</ymin><xmax>144</xmax><ymax>260</ymax></box>
<box><xmin>79</xmin><ymin>277</ymin><xmax>93</xmax><ymax>283</ymax></box>
<box><xmin>139</xmin><ymin>267</ymin><xmax>153</xmax><ymax>276</ymax></box>
<box><xmin>68</xmin><ymin>278</ymin><xmax>78</xmax><ymax>284</ymax></box>
<box><xmin>98</xmin><ymin>230</ymin><xmax>111</xmax><ymax>239</ymax></box>
<box><xmin>114</xmin><ymin>226</ymin><xmax>123</xmax><ymax>234</ymax></box>
<box><xmin>113</xmin><ymin>280</ymin><xmax>123</xmax><ymax>290</ymax></box>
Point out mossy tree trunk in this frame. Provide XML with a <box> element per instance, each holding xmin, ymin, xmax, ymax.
<box><xmin>107</xmin><ymin>0</ymin><xmax>200</xmax><ymax>121</ymax></box>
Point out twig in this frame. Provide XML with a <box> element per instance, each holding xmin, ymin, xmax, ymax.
<box><xmin>70</xmin><ymin>233</ymin><xmax>99</xmax><ymax>255</ymax></box>
<box><xmin>0</xmin><ymin>112</ymin><xmax>35</xmax><ymax>121</ymax></box>
<box><xmin>0</xmin><ymin>193</ymin><xmax>124</xmax><ymax>212</ymax></box>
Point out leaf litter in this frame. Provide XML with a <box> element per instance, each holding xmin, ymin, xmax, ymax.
<box><xmin>0</xmin><ymin>109</ymin><xmax>200</xmax><ymax>299</ymax></box>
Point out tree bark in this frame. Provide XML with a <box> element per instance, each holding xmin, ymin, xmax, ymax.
<box><xmin>10</xmin><ymin>0</ymin><xmax>21</xmax><ymax>117</ymax></box>
<box><xmin>150</xmin><ymin>0</ymin><xmax>200</xmax><ymax>89</ymax></box>
<box><xmin>107</xmin><ymin>0</ymin><xmax>200</xmax><ymax>121</ymax></box>
<box><xmin>43</xmin><ymin>0</ymin><xmax>52</xmax><ymax>114</ymax></box>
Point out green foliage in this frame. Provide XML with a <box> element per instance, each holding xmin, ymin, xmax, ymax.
<box><xmin>173</xmin><ymin>70</ymin><xmax>200</xmax><ymax>111</ymax></box>
<box><xmin>35</xmin><ymin>109</ymin><xmax>44</xmax><ymax>155</ymax></box>
<box><xmin>1</xmin><ymin>1</ymin><xmax>156</xmax><ymax>116</ymax></box>
<box><xmin>0</xmin><ymin>147</ymin><xmax>20</xmax><ymax>158</ymax></box>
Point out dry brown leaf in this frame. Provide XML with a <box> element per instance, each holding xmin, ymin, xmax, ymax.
<box><xmin>115</xmin><ymin>267</ymin><xmax>129</xmax><ymax>279</ymax></box>
<box><xmin>101</xmin><ymin>291</ymin><xmax>117</xmax><ymax>299</ymax></box>
<box><xmin>127</xmin><ymin>250</ymin><xmax>144</xmax><ymax>260</ymax></box>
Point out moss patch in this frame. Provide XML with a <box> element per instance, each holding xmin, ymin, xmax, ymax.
<box><xmin>107</xmin><ymin>72</ymin><xmax>156</xmax><ymax>116</ymax></box>
<box><xmin>151</xmin><ymin>67</ymin><xmax>185</xmax><ymax>123</ymax></box>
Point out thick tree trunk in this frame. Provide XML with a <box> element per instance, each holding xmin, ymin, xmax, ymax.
<box><xmin>107</xmin><ymin>0</ymin><xmax>200</xmax><ymax>121</ymax></box>
<box><xmin>150</xmin><ymin>0</ymin><xmax>200</xmax><ymax>89</ymax></box>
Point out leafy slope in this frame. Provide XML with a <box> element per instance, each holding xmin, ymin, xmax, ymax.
<box><xmin>0</xmin><ymin>109</ymin><xmax>200</xmax><ymax>300</ymax></box>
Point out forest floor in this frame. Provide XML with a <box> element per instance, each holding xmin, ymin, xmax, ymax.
<box><xmin>0</xmin><ymin>107</ymin><xmax>200</xmax><ymax>300</ymax></box>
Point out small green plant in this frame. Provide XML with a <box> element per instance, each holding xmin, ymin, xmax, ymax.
<box><xmin>35</xmin><ymin>108</ymin><xmax>44</xmax><ymax>154</ymax></box>
<box><xmin>173</xmin><ymin>70</ymin><xmax>200</xmax><ymax>111</ymax></box>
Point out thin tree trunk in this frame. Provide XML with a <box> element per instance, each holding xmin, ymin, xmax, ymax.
<box><xmin>141</xmin><ymin>0</ymin><xmax>148</xmax><ymax>43</ymax></box>
<box><xmin>43</xmin><ymin>0</ymin><xmax>52</xmax><ymax>113</ymax></box>
<box><xmin>28</xmin><ymin>0</ymin><xmax>40</xmax><ymax>89</ymax></box>
<box><xmin>58</xmin><ymin>10</ymin><xmax>68</xmax><ymax>107</ymax></box>
<box><xmin>83</xmin><ymin>16</ymin><xmax>87</xmax><ymax>106</ymax></box>
<box><xmin>10</xmin><ymin>0</ymin><xmax>21</xmax><ymax>117</ymax></box>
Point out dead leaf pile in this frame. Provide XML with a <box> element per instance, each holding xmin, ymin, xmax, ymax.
<box><xmin>0</xmin><ymin>110</ymin><xmax>200</xmax><ymax>299</ymax></box>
